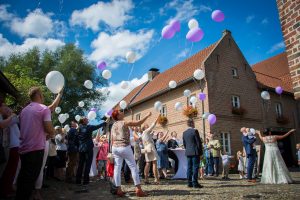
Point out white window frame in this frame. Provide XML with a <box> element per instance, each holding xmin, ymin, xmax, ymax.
<box><xmin>231</xmin><ymin>67</ymin><xmax>238</xmax><ymax>78</ymax></box>
<box><xmin>275</xmin><ymin>103</ymin><xmax>283</xmax><ymax>118</ymax></box>
<box><xmin>231</xmin><ymin>95</ymin><xmax>240</xmax><ymax>108</ymax></box>
<box><xmin>220</xmin><ymin>132</ymin><xmax>231</xmax><ymax>155</ymax></box>
<box><xmin>136</xmin><ymin>113</ymin><xmax>141</xmax><ymax>121</ymax></box>
<box><xmin>160</xmin><ymin>105</ymin><xmax>167</xmax><ymax>117</ymax></box>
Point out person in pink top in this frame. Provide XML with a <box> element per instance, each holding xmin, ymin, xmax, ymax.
<box><xmin>16</xmin><ymin>87</ymin><xmax>55</xmax><ymax>200</ymax></box>
<box><xmin>96</xmin><ymin>135</ymin><xmax>109</xmax><ymax>180</ymax></box>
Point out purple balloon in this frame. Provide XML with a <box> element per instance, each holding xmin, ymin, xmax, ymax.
<box><xmin>208</xmin><ymin>114</ymin><xmax>217</xmax><ymax>125</ymax></box>
<box><xmin>90</xmin><ymin>108</ymin><xmax>97</xmax><ymax>112</ymax></box>
<box><xmin>170</xmin><ymin>20</ymin><xmax>180</xmax><ymax>32</ymax></box>
<box><xmin>97</xmin><ymin>61</ymin><xmax>106</xmax><ymax>70</ymax></box>
<box><xmin>161</xmin><ymin>25</ymin><xmax>176</xmax><ymax>39</ymax></box>
<box><xmin>186</xmin><ymin>27</ymin><xmax>204</xmax><ymax>42</ymax></box>
<box><xmin>275</xmin><ymin>86</ymin><xmax>283</xmax><ymax>95</ymax></box>
<box><xmin>212</xmin><ymin>10</ymin><xmax>225</xmax><ymax>22</ymax></box>
<box><xmin>107</xmin><ymin>109</ymin><xmax>113</xmax><ymax>116</ymax></box>
<box><xmin>198</xmin><ymin>93</ymin><xmax>206</xmax><ymax>101</ymax></box>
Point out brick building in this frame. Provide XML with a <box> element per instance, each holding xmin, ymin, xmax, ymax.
<box><xmin>115</xmin><ymin>30</ymin><xmax>300</xmax><ymax>166</ymax></box>
<box><xmin>276</xmin><ymin>0</ymin><xmax>300</xmax><ymax>100</ymax></box>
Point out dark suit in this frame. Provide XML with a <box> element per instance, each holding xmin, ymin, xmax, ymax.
<box><xmin>242</xmin><ymin>135</ymin><xmax>256</xmax><ymax>180</ymax></box>
<box><xmin>183</xmin><ymin>128</ymin><xmax>203</xmax><ymax>186</ymax></box>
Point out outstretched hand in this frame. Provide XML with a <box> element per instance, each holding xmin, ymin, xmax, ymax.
<box><xmin>289</xmin><ymin>129</ymin><xmax>296</xmax><ymax>133</ymax></box>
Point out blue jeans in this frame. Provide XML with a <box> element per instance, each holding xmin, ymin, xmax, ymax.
<box><xmin>247</xmin><ymin>154</ymin><xmax>256</xmax><ymax>180</ymax></box>
<box><xmin>213</xmin><ymin>157</ymin><xmax>220</xmax><ymax>176</ymax></box>
<box><xmin>206</xmin><ymin>156</ymin><xmax>214</xmax><ymax>175</ymax></box>
<box><xmin>187</xmin><ymin>156</ymin><xmax>200</xmax><ymax>186</ymax></box>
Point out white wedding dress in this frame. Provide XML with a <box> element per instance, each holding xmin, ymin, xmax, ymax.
<box><xmin>260</xmin><ymin>136</ymin><xmax>293</xmax><ymax>184</ymax></box>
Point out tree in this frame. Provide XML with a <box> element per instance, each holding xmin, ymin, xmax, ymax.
<box><xmin>2</xmin><ymin>44</ymin><xmax>107</xmax><ymax>124</ymax></box>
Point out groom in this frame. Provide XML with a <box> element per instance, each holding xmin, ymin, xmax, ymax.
<box><xmin>241</xmin><ymin>127</ymin><xmax>256</xmax><ymax>183</ymax></box>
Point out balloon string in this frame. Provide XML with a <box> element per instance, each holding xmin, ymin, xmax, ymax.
<box><xmin>128</xmin><ymin>63</ymin><xmax>135</xmax><ymax>81</ymax></box>
<box><xmin>188</xmin><ymin>42</ymin><xmax>194</xmax><ymax>58</ymax></box>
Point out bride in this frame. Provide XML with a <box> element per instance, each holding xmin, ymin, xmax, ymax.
<box><xmin>257</xmin><ymin>128</ymin><xmax>295</xmax><ymax>184</ymax></box>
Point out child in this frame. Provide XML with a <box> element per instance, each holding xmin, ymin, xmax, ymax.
<box><xmin>96</xmin><ymin>135</ymin><xmax>109</xmax><ymax>180</ymax></box>
<box><xmin>297</xmin><ymin>143</ymin><xmax>300</xmax><ymax>168</ymax></box>
<box><xmin>221</xmin><ymin>150</ymin><xmax>234</xmax><ymax>180</ymax></box>
<box><xmin>199</xmin><ymin>156</ymin><xmax>206</xmax><ymax>180</ymax></box>
<box><xmin>237</xmin><ymin>151</ymin><xmax>245</xmax><ymax>179</ymax></box>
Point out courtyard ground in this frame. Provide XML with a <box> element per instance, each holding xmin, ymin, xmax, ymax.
<box><xmin>39</xmin><ymin>172</ymin><xmax>300</xmax><ymax>200</ymax></box>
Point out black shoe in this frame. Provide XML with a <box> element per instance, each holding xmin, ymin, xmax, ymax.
<box><xmin>187</xmin><ymin>184</ymin><xmax>193</xmax><ymax>188</ymax></box>
<box><xmin>221</xmin><ymin>177</ymin><xmax>226</xmax><ymax>180</ymax></box>
<box><xmin>193</xmin><ymin>184</ymin><xmax>203</xmax><ymax>188</ymax></box>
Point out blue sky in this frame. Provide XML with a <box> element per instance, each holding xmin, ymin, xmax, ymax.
<box><xmin>0</xmin><ymin>0</ymin><xmax>285</xmax><ymax>112</ymax></box>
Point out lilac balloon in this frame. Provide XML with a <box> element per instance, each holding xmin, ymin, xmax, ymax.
<box><xmin>161</xmin><ymin>25</ymin><xmax>176</xmax><ymax>39</ymax></box>
<box><xmin>275</xmin><ymin>86</ymin><xmax>283</xmax><ymax>95</ymax></box>
<box><xmin>212</xmin><ymin>10</ymin><xmax>225</xmax><ymax>22</ymax></box>
<box><xmin>107</xmin><ymin>109</ymin><xmax>113</xmax><ymax>116</ymax></box>
<box><xmin>208</xmin><ymin>114</ymin><xmax>217</xmax><ymax>125</ymax></box>
<box><xmin>90</xmin><ymin>108</ymin><xmax>97</xmax><ymax>112</ymax></box>
<box><xmin>198</xmin><ymin>93</ymin><xmax>206</xmax><ymax>101</ymax></box>
<box><xmin>97</xmin><ymin>61</ymin><xmax>106</xmax><ymax>70</ymax></box>
<box><xmin>170</xmin><ymin>20</ymin><xmax>180</xmax><ymax>32</ymax></box>
<box><xmin>186</xmin><ymin>27</ymin><xmax>204</xmax><ymax>42</ymax></box>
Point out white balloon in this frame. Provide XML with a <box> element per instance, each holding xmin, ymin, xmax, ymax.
<box><xmin>188</xmin><ymin>19</ymin><xmax>199</xmax><ymax>30</ymax></box>
<box><xmin>169</xmin><ymin>80</ymin><xmax>177</xmax><ymax>89</ymax></box>
<box><xmin>119</xmin><ymin>100</ymin><xmax>127</xmax><ymax>109</ymax></box>
<box><xmin>154</xmin><ymin>101</ymin><xmax>162</xmax><ymax>112</ymax></box>
<box><xmin>55</xmin><ymin>107</ymin><xmax>61</xmax><ymax>114</ymax></box>
<box><xmin>193</xmin><ymin>69</ymin><xmax>205</xmax><ymax>80</ymax></box>
<box><xmin>102</xmin><ymin>70</ymin><xmax>112</xmax><ymax>80</ymax></box>
<box><xmin>75</xmin><ymin>115</ymin><xmax>81</xmax><ymax>122</ymax></box>
<box><xmin>190</xmin><ymin>96</ymin><xmax>197</xmax><ymax>104</ymax></box>
<box><xmin>261</xmin><ymin>91</ymin><xmax>270</xmax><ymax>100</ymax></box>
<box><xmin>45</xmin><ymin>71</ymin><xmax>65</xmax><ymax>94</ymax></box>
<box><xmin>183</xmin><ymin>89</ymin><xmax>191</xmax><ymax>97</ymax></box>
<box><xmin>87</xmin><ymin>111</ymin><xmax>97</xmax><ymax>120</ymax></box>
<box><xmin>64</xmin><ymin>113</ymin><xmax>69</xmax><ymax>119</ymax></box>
<box><xmin>250</xmin><ymin>128</ymin><xmax>255</xmax><ymax>134</ymax></box>
<box><xmin>64</xmin><ymin>125</ymin><xmax>70</xmax><ymax>132</ymax></box>
<box><xmin>84</xmin><ymin>80</ymin><xmax>93</xmax><ymax>89</ymax></box>
<box><xmin>175</xmin><ymin>102</ymin><xmax>183</xmax><ymax>111</ymax></box>
<box><xmin>126</xmin><ymin>51</ymin><xmax>136</xmax><ymax>63</ymax></box>
<box><xmin>121</xmin><ymin>81</ymin><xmax>129</xmax><ymax>89</ymax></box>
<box><xmin>58</xmin><ymin>114</ymin><xmax>67</xmax><ymax>124</ymax></box>
<box><xmin>202</xmin><ymin>112</ymin><xmax>210</xmax><ymax>119</ymax></box>
<box><xmin>78</xmin><ymin>101</ymin><xmax>85</xmax><ymax>107</ymax></box>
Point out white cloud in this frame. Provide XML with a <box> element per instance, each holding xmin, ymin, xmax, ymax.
<box><xmin>0</xmin><ymin>5</ymin><xmax>15</xmax><ymax>22</ymax></box>
<box><xmin>97</xmin><ymin>73</ymin><xmax>148</xmax><ymax>112</ymax></box>
<box><xmin>261</xmin><ymin>18</ymin><xmax>268</xmax><ymax>24</ymax></box>
<box><xmin>0</xmin><ymin>34</ymin><xmax>65</xmax><ymax>58</ymax></box>
<box><xmin>267</xmin><ymin>41</ymin><xmax>285</xmax><ymax>54</ymax></box>
<box><xmin>70</xmin><ymin>0</ymin><xmax>134</xmax><ymax>31</ymax></box>
<box><xmin>246</xmin><ymin>15</ymin><xmax>255</xmax><ymax>23</ymax></box>
<box><xmin>89</xmin><ymin>29</ymin><xmax>154</xmax><ymax>67</ymax></box>
<box><xmin>176</xmin><ymin>48</ymin><xmax>189</xmax><ymax>59</ymax></box>
<box><xmin>161</xmin><ymin>0</ymin><xmax>211</xmax><ymax>22</ymax></box>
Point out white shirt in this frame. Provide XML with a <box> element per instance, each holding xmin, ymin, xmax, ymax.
<box><xmin>9</xmin><ymin>116</ymin><xmax>20</xmax><ymax>148</ymax></box>
<box><xmin>130</xmin><ymin>129</ymin><xmax>135</xmax><ymax>147</ymax></box>
<box><xmin>221</xmin><ymin>154</ymin><xmax>233</xmax><ymax>165</ymax></box>
<box><xmin>55</xmin><ymin>134</ymin><xmax>67</xmax><ymax>151</ymax></box>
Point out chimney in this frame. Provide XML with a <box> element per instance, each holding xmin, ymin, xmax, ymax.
<box><xmin>222</xmin><ymin>29</ymin><xmax>231</xmax><ymax>36</ymax></box>
<box><xmin>148</xmin><ymin>68</ymin><xmax>160</xmax><ymax>81</ymax></box>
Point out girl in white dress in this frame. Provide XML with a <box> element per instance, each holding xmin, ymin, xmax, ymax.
<box><xmin>257</xmin><ymin>129</ymin><xmax>295</xmax><ymax>184</ymax></box>
<box><xmin>237</xmin><ymin>151</ymin><xmax>245</xmax><ymax>179</ymax></box>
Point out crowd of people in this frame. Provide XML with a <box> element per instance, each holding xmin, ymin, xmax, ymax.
<box><xmin>0</xmin><ymin>86</ymin><xmax>298</xmax><ymax>199</ymax></box>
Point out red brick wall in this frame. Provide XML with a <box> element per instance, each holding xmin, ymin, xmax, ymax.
<box><xmin>276</xmin><ymin>0</ymin><xmax>300</xmax><ymax>100</ymax></box>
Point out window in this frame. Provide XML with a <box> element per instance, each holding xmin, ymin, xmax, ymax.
<box><xmin>160</xmin><ymin>105</ymin><xmax>167</xmax><ymax>117</ymax></box>
<box><xmin>275</xmin><ymin>103</ymin><xmax>283</xmax><ymax>118</ymax></box>
<box><xmin>220</xmin><ymin>132</ymin><xmax>231</xmax><ymax>155</ymax></box>
<box><xmin>231</xmin><ymin>95</ymin><xmax>240</xmax><ymax>108</ymax></box>
<box><xmin>136</xmin><ymin>113</ymin><xmax>141</xmax><ymax>121</ymax></box>
<box><xmin>231</xmin><ymin>67</ymin><xmax>238</xmax><ymax>78</ymax></box>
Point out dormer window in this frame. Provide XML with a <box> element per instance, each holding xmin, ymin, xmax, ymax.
<box><xmin>231</xmin><ymin>67</ymin><xmax>238</xmax><ymax>78</ymax></box>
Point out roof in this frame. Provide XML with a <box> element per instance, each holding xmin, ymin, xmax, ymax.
<box><xmin>0</xmin><ymin>70</ymin><xmax>18</xmax><ymax>98</ymax></box>
<box><xmin>252</xmin><ymin>52</ymin><xmax>293</xmax><ymax>93</ymax></box>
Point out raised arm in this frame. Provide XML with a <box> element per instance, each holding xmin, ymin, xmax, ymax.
<box><xmin>89</xmin><ymin>122</ymin><xmax>106</xmax><ymax>132</ymax></box>
<box><xmin>275</xmin><ymin>129</ymin><xmax>296</xmax><ymax>140</ymax></box>
<box><xmin>48</xmin><ymin>89</ymin><xmax>63</xmax><ymax>112</ymax></box>
<box><xmin>255</xmin><ymin>130</ymin><xmax>264</xmax><ymax>141</ymax></box>
<box><xmin>126</xmin><ymin>112</ymin><xmax>151</xmax><ymax>127</ymax></box>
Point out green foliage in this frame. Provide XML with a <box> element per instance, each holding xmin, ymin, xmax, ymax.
<box><xmin>2</xmin><ymin>44</ymin><xmax>107</xmax><ymax>124</ymax></box>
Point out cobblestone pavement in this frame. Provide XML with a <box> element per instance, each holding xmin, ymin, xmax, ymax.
<box><xmin>40</xmin><ymin>172</ymin><xmax>300</xmax><ymax>200</ymax></box>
